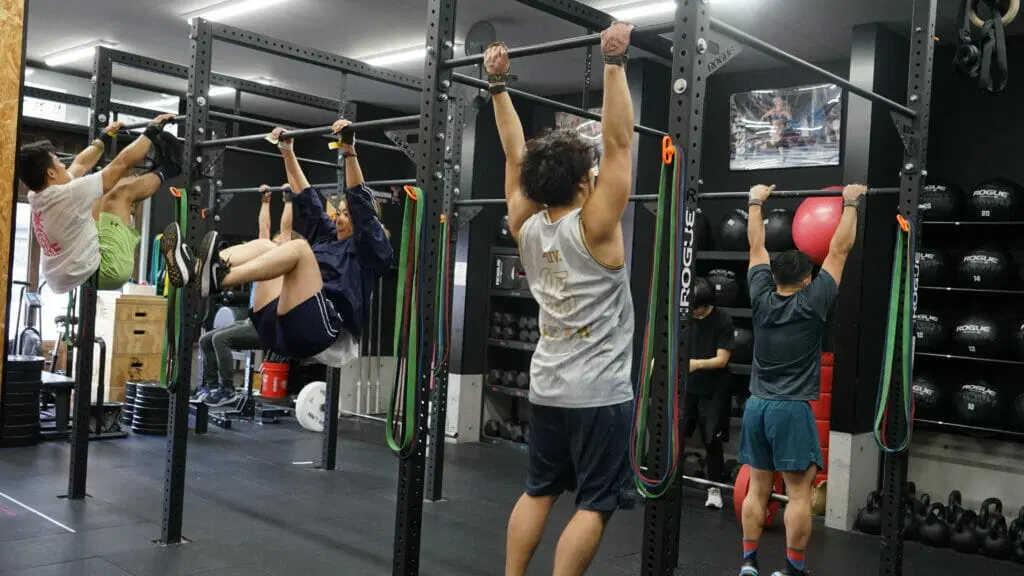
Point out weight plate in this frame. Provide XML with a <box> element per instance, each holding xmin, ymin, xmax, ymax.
<box><xmin>134</xmin><ymin>390</ymin><xmax>169</xmax><ymax>401</ymax></box>
<box><xmin>4</xmin><ymin>400</ymin><xmax>39</xmax><ymax>413</ymax></box>
<box><xmin>4</xmin><ymin>382</ymin><xmax>41</xmax><ymax>393</ymax></box>
<box><xmin>296</xmin><ymin>381</ymin><xmax>327</xmax><ymax>433</ymax></box>
<box><xmin>130</xmin><ymin>427</ymin><xmax>167</xmax><ymax>436</ymax></box>
<box><xmin>132</xmin><ymin>399</ymin><xmax>169</xmax><ymax>410</ymax></box>
<box><xmin>5</xmin><ymin>391</ymin><xmax>38</xmax><ymax>403</ymax></box>
<box><xmin>3</xmin><ymin>422</ymin><xmax>40</xmax><ymax>435</ymax></box>
<box><xmin>131</xmin><ymin>420</ymin><xmax>168</xmax><ymax>431</ymax></box>
<box><xmin>133</xmin><ymin>413</ymin><xmax>168</xmax><ymax>425</ymax></box>
<box><xmin>1</xmin><ymin>434</ymin><xmax>39</xmax><ymax>447</ymax></box>
<box><xmin>3</xmin><ymin>412</ymin><xmax>40</xmax><ymax>426</ymax></box>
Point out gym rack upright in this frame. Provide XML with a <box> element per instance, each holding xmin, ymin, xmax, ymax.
<box><xmin>169</xmin><ymin>17</ymin><xmax>423</xmax><ymax>546</ymax></box>
<box><xmin>424</xmin><ymin>1</ymin><xmax>936</xmax><ymax>576</ymax></box>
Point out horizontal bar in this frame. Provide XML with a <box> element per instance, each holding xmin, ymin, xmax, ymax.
<box><xmin>197</xmin><ymin>115</ymin><xmax>421</xmax><ymax>149</ymax></box>
<box><xmin>224</xmin><ymin>146</ymin><xmax>339</xmax><ymax>169</ymax></box>
<box><xmin>456</xmin><ymin>194</ymin><xmax>658</xmax><ymax>207</ymax></box>
<box><xmin>217</xmin><ymin>183</ymin><xmax>403</xmax><ymax>202</ymax></box>
<box><xmin>119</xmin><ymin>115</ymin><xmax>185</xmax><ymax>131</ymax></box>
<box><xmin>319</xmin><ymin>135</ymin><xmax>408</xmax><ymax>154</ymax></box>
<box><xmin>681</xmin><ymin>475</ymin><xmax>789</xmax><ymax>504</ymax></box>
<box><xmin>210</xmin><ymin>111</ymin><xmax>290</xmax><ymax>131</ymax></box>
<box><xmin>444</xmin><ymin>22</ymin><xmax>673</xmax><ymax>68</ymax></box>
<box><xmin>697</xmin><ymin>187</ymin><xmax>899</xmax><ymax>199</ymax></box>
<box><xmin>710</xmin><ymin>18</ymin><xmax>916</xmax><ymax>119</ymax></box>
<box><xmin>451</xmin><ymin>74</ymin><xmax>665</xmax><ymax>138</ymax></box>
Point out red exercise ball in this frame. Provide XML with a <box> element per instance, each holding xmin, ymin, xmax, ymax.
<box><xmin>792</xmin><ymin>187</ymin><xmax>844</xmax><ymax>265</ymax></box>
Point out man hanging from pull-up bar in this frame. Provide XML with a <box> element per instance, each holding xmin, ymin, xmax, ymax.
<box><xmin>162</xmin><ymin>119</ymin><xmax>393</xmax><ymax>368</ymax></box>
<box><xmin>486</xmin><ymin>22</ymin><xmax>636</xmax><ymax>576</ymax></box>
<box><xmin>18</xmin><ymin>113</ymin><xmax>182</xmax><ymax>292</ymax></box>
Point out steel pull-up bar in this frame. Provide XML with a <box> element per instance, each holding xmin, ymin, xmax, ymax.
<box><xmin>120</xmin><ymin>115</ymin><xmax>186</xmax><ymax>131</ymax></box>
<box><xmin>218</xmin><ymin>181</ymin><xmax>412</xmax><ymax>200</ymax></box>
<box><xmin>196</xmin><ymin>115</ymin><xmax>421</xmax><ymax>149</ymax></box>
<box><xmin>207</xmin><ymin>111</ymin><xmax>410</xmax><ymax>154</ymax></box>
<box><xmin>709</xmin><ymin>19</ymin><xmax>916</xmax><ymax>119</ymax></box>
<box><xmin>443</xmin><ymin>22</ymin><xmax>674</xmax><ymax>68</ymax></box>
<box><xmin>450</xmin><ymin>73</ymin><xmax>666</xmax><ymax>138</ymax></box>
<box><xmin>698</xmin><ymin>187</ymin><xmax>900</xmax><ymax>199</ymax></box>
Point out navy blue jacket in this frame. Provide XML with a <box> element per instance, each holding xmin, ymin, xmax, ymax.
<box><xmin>292</xmin><ymin>184</ymin><xmax>393</xmax><ymax>339</ymax></box>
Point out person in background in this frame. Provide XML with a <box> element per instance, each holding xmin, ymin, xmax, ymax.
<box><xmin>197</xmin><ymin>183</ymin><xmax>296</xmax><ymax>407</ymax></box>
<box><xmin>738</xmin><ymin>183</ymin><xmax>866</xmax><ymax>576</ymax></box>
<box><xmin>18</xmin><ymin>113</ymin><xmax>181</xmax><ymax>293</ymax></box>
<box><xmin>681</xmin><ymin>276</ymin><xmax>735</xmax><ymax>510</ymax></box>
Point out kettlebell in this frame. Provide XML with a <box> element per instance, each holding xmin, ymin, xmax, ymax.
<box><xmin>980</xmin><ymin>515</ymin><xmax>1012</xmax><ymax>559</ymax></box>
<box><xmin>946</xmin><ymin>490</ymin><xmax>965</xmax><ymax>526</ymax></box>
<box><xmin>903</xmin><ymin>500</ymin><xmax>920</xmax><ymax>542</ymax></box>
<box><xmin>951</xmin><ymin>510</ymin><xmax>981</xmax><ymax>553</ymax></box>
<box><xmin>976</xmin><ymin>498</ymin><xmax>1003</xmax><ymax>542</ymax></box>
<box><xmin>919</xmin><ymin>502</ymin><xmax>952</xmax><ymax>548</ymax></box>
<box><xmin>811</xmin><ymin>480</ymin><xmax>827</xmax><ymax>516</ymax></box>
<box><xmin>981</xmin><ymin>497</ymin><xmax>1004</xmax><ymax>519</ymax></box>
<box><xmin>855</xmin><ymin>491</ymin><xmax>883</xmax><ymax>535</ymax></box>
<box><xmin>1010</xmin><ymin>507</ymin><xmax>1024</xmax><ymax>542</ymax></box>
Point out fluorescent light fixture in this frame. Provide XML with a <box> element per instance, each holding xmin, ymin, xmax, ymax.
<box><xmin>24</xmin><ymin>82</ymin><xmax>68</xmax><ymax>94</ymax></box>
<box><xmin>24</xmin><ymin>68</ymin><xmax>34</xmax><ymax>77</ymax></box>
<box><xmin>209</xmin><ymin>86</ymin><xmax>236</xmax><ymax>97</ymax></box>
<box><xmin>43</xmin><ymin>40</ymin><xmax>118</xmax><ymax>68</ymax></box>
<box><xmin>185</xmin><ymin>0</ymin><xmax>287</xmax><ymax>23</ymax></box>
<box><xmin>607</xmin><ymin>1</ymin><xmax>676</xmax><ymax>20</ymax></box>
<box><xmin>363</xmin><ymin>42</ymin><xmax>464</xmax><ymax>67</ymax></box>
<box><xmin>253</xmin><ymin>76</ymin><xmax>275</xmax><ymax>85</ymax></box>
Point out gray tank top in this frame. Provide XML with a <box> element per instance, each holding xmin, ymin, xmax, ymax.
<box><xmin>518</xmin><ymin>209</ymin><xmax>635</xmax><ymax>408</ymax></box>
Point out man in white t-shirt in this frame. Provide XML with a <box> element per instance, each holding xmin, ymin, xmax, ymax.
<box><xmin>18</xmin><ymin>113</ymin><xmax>181</xmax><ymax>293</ymax></box>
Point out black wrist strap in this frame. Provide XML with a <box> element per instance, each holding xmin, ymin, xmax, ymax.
<box><xmin>603</xmin><ymin>53</ymin><xmax>629</xmax><ymax>66</ymax></box>
<box><xmin>143</xmin><ymin>125</ymin><xmax>162</xmax><ymax>141</ymax></box>
<box><xmin>338</xmin><ymin>131</ymin><xmax>354</xmax><ymax>145</ymax></box>
<box><xmin>99</xmin><ymin>132</ymin><xmax>114</xmax><ymax>147</ymax></box>
<box><xmin>843</xmin><ymin>200</ymin><xmax>859</xmax><ymax>209</ymax></box>
<box><xmin>488</xmin><ymin>84</ymin><xmax>508</xmax><ymax>95</ymax></box>
<box><xmin>748</xmin><ymin>199</ymin><xmax>764</xmax><ymax>207</ymax></box>
<box><xmin>343</xmin><ymin>151</ymin><xmax>358</xmax><ymax>159</ymax></box>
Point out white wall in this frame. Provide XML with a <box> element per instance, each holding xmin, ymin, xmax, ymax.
<box><xmin>909</xmin><ymin>430</ymin><xmax>1024</xmax><ymax>514</ymax></box>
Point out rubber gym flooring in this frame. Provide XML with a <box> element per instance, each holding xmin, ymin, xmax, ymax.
<box><xmin>0</xmin><ymin>418</ymin><xmax>1010</xmax><ymax>576</ymax></box>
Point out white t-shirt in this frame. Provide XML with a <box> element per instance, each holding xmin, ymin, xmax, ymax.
<box><xmin>28</xmin><ymin>173</ymin><xmax>104</xmax><ymax>294</ymax></box>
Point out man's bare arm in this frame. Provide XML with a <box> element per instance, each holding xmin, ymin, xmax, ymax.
<box><xmin>821</xmin><ymin>184</ymin><xmax>867</xmax><ymax>284</ymax></box>
<box><xmin>100</xmin><ymin>114</ymin><xmax>175</xmax><ymax>191</ymax></box>
<box><xmin>280</xmin><ymin>187</ymin><xmax>294</xmax><ymax>240</ymax></box>
<box><xmin>331</xmin><ymin>119</ymin><xmax>366</xmax><ymax>188</ymax></box>
<box><xmin>747</xmin><ymin>184</ymin><xmax>774</xmax><ymax>269</ymax></box>
<box><xmin>484</xmin><ymin>42</ymin><xmax>542</xmax><ymax>240</ymax></box>
<box><xmin>258</xmin><ymin>185</ymin><xmax>272</xmax><ymax>240</ymax></box>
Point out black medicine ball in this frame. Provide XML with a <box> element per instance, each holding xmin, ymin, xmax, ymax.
<box><xmin>707</xmin><ymin>269</ymin><xmax>741</xmax><ymax>307</ymax></box>
<box><xmin>1013</xmin><ymin>319</ymin><xmax>1024</xmax><ymax>359</ymax></box>
<box><xmin>953</xmin><ymin>380</ymin><xmax>1002</xmax><ymax>427</ymax></box>
<box><xmin>914</xmin><ymin>311</ymin><xmax>947</xmax><ymax>352</ymax></box>
<box><xmin>919</xmin><ymin>183</ymin><xmax>961</xmax><ymax>221</ymax></box>
<box><xmin>1012</xmin><ymin>392</ymin><xmax>1024</xmax><ymax>430</ymax></box>
<box><xmin>718</xmin><ymin>209</ymin><xmax>749</xmax><ymax>251</ymax></box>
<box><xmin>950</xmin><ymin>313</ymin><xmax>1003</xmax><ymax>358</ymax></box>
<box><xmin>693</xmin><ymin>208</ymin><xmax>713</xmax><ymax>250</ymax></box>
<box><xmin>912</xmin><ymin>374</ymin><xmax>945</xmax><ymax>420</ymax></box>
<box><xmin>764</xmin><ymin>209</ymin><xmax>795</xmax><ymax>251</ymax></box>
<box><xmin>956</xmin><ymin>248</ymin><xmax>1012</xmax><ymax>289</ymax></box>
<box><xmin>917</xmin><ymin>247</ymin><xmax>947</xmax><ymax>286</ymax></box>
<box><xmin>966</xmin><ymin>180</ymin><xmax>1022</xmax><ymax>221</ymax></box>
<box><xmin>496</xmin><ymin>215</ymin><xmax>515</xmax><ymax>246</ymax></box>
<box><xmin>731</xmin><ymin>326</ymin><xmax>753</xmax><ymax>364</ymax></box>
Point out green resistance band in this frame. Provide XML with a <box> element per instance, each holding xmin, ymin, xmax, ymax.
<box><xmin>387</xmin><ymin>187</ymin><xmax>425</xmax><ymax>455</ymax></box>
<box><xmin>160</xmin><ymin>191</ymin><xmax>189</xmax><ymax>391</ymax></box>
<box><xmin>873</xmin><ymin>218</ymin><xmax>914</xmax><ymax>453</ymax></box>
<box><xmin>633</xmin><ymin>152</ymin><xmax>681</xmax><ymax>499</ymax></box>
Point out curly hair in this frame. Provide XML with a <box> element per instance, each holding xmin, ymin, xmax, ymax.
<box><xmin>18</xmin><ymin>140</ymin><xmax>58</xmax><ymax>192</ymax></box>
<box><xmin>520</xmin><ymin>129</ymin><xmax>596</xmax><ymax>207</ymax></box>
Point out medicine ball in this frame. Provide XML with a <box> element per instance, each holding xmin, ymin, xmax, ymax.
<box><xmin>1012</xmin><ymin>392</ymin><xmax>1024</xmax><ymax>430</ymax></box>
<box><xmin>732</xmin><ymin>326</ymin><xmax>753</xmax><ymax>364</ymax></box>
<box><xmin>707</xmin><ymin>269</ymin><xmax>741</xmax><ymax>307</ymax></box>
<box><xmin>718</xmin><ymin>209</ymin><xmax>749</xmax><ymax>251</ymax></box>
<box><xmin>764</xmin><ymin>208</ymin><xmax>795</xmax><ymax>251</ymax></box>
<box><xmin>967</xmin><ymin>180</ymin><xmax>1022</xmax><ymax>221</ymax></box>
<box><xmin>919</xmin><ymin>182</ymin><xmax>961</xmax><ymax>221</ymax></box>
<box><xmin>1013</xmin><ymin>319</ymin><xmax>1024</xmax><ymax>359</ymax></box>
<box><xmin>956</xmin><ymin>248</ymin><xmax>1012</xmax><ymax>289</ymax></box>
<box><xmin>953</xmin><ymin>380</ymin><xmax>1002</xmax><ymax>427</ymax></box>
<box><xmin>693</xmin><ymin>208</ymin><xmax>713</xmax><ymax>250</ymax></box>
<box><xmin>912</xmin><ymin>374</ymin><xmax>946</xmax><ymax>420</ymax></box>
<box><xmin>496</xmin><ymin>215</ymin><xmax>515</xmax><ymax>246</ymax></box>
<box><xmin>483</xmin><ymin>419</ymin><xmax>501</xmax><ymax>438</ymax></box>
<box><xmin>917</xmin><ymin>248</ymin><xmax>948</xmax><ymax>286</ymax></box>
<box><xmin>793</xmin><ymin>196</ymin><xmax>843</xmax><ymax>265</ymax></box>
<box><xmin>951</xmin><ymin>313</ymin><xmax>1003</xmax><ymax>358</ymax></box>
<box><xmin>914</xmin><ymin>311</ymin><xmax>948</xmax><ymax>352</ymax></box>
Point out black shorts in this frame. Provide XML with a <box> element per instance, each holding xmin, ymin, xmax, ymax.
<box><xmin>526</xmin><ymin>400</ymin><xmax>636</xmax><ymax>513</ymax></box>
<box><xmin>249</xmin><ymin>291</ymin><xmax>341</xmax><ymax>359</ymax></box>
<box><xmin>681</xmin><ymin>387</ymin><xmax>731</xmax><ymax>444</ymax></box>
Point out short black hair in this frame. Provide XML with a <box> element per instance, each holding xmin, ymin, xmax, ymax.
<box><xmin>520</xmin><ymin>129</ymin><xmax>596</xmax><ymax>207</ymax></box>
<box><xmin>692</xmin><ymin>276</ymin><xmax>716</xmax><ymax>308</ymax></box>
<box><xmin>18</xmin><ymin>140</ymin><xmax>58</xmax><ymax>192</ymax></box>
<box><xmin>771</xmin><ymin>250</ymin><xmax>813</xmax><ymax>286</ymax></box>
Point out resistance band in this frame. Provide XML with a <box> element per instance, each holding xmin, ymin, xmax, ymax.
<box><xmin>387</xmin><ymin>186</ymin><xmax>426</xmax><ymax>457</ymax></box>
<box><xmin>432</xmin><ymin>214</ymin><xmax>453</xmax><ymax>380</ymax></box>
<box><xmin>630</xmin><ymin>140</ymin><xmax>685</xmax><ymax>499</ymax></box>
<box><xmin>160</xmin><ymin>188</ymin><xmax>188</xmax><ymax>392</ymax></box>
<box><xmin>873</xmin><ymin>215</ymin><xmax>915</xmax><ymax>453</ymax></box>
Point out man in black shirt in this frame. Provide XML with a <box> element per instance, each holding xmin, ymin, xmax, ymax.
<box><xmin>682</xmin><ymin>277</ymin><xmax>735</xmax><ymax>509</ymax></box>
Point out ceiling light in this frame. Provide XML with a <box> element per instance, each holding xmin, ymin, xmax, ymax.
<box><xmin>209</xmin><ymin>86</ymin><xmax>236</xmax><ymax>97</ymax></box>
<box><xmin>24</xmin><ymin>68</ymin><xmax>34</xmax><ymax>77</ymax></box>
<box><xmin>185</xmin><ymin>0</ymin><xmax>287</xmax><ymax>23</ymax></box>
<box><xmin>607</xmin><ymin>1</ymin><xmax>676</xmax><ymax>20</ymax></box>
<box><xmin>253</xmin><ymin>76</ymin><xmax>275</xmax><ymax>85</ymax></box>
<box><xmin>363</xmin><ymin>42</ymin><xmax>464</xmax><ymax>67</ymax></box>
<box><xmin>43</xmin><ymin>40</ymin><xmax>118</xmax><ymax>68</ymax></box>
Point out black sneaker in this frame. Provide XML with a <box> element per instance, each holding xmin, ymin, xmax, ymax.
<box><xmin>771</xmin><ymin>564</ymin><xmax>807</xmax><ymax>576</ymax></box>
<box><xmin>153</xmin><ymin>131</ymin><xmax>183</xmax><ymax>181</ymax></box>
<box><xmin>739</xmin><ymin>558</ymin><xmax>759</xmax><ymax>576</ymax></box>
<box><xmin>195</xmin><ymin>230</ymin><xmax>226</xmax><ymax>298</ymax></box>
<box><xmin>160</xmin><ymin>222</ymin><xmax>193</xmax><ymax>288</ymax></box>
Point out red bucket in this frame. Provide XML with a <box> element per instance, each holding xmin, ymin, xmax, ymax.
<box><xmin>261</xmin><ymin>362</ymin><xmax>289</xmax><ymax>399</ymax></box>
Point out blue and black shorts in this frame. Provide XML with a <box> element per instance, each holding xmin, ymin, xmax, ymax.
<box><xmin>250</xmin><ymin>291</ymin><xmax>341</xmax><ymax>359</ymax></box>
<box><xmin>738</xmin><ymin>396</ymin><xmax>824</xmax><ymax>472</ymax></box>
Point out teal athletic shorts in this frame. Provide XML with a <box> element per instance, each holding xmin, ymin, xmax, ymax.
<box><xmin>738</xmin><ymin>397</ymin><xmax>824</xmax><ymax>472</ymax></box>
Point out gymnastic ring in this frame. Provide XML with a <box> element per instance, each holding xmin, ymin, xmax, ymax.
<box><xmin>969</xmin><ymin>0</ymin><xmax>1019</xmax><ymax>28</ymax></box>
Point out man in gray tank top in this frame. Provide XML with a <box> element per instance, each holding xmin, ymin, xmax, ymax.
<box><xmin>483</xmin><ymin>22</ymin><xmax>636</xmax><ymax>576</ymax></box>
